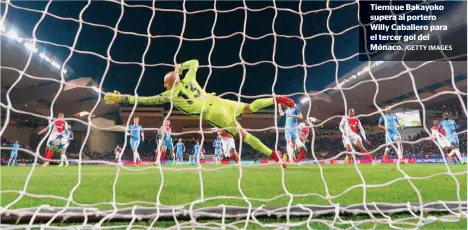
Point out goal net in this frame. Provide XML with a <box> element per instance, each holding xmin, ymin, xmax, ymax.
<box><xmin>1</xmin><ymin>0</ymin><xmax>467</xmax><ymax>229</ymax></box>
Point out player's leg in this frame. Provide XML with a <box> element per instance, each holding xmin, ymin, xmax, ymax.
<box><xmin>58</xmin><ymin>151</ymin><xmax>65</xmax><ymax>167</ymax></box>
<box><xmin>206</xmin><ymin>99</ymin><xmax>283</xmax><ymax>166</ymax></box>
<box><xmin>131</xmin><ymin>140</ymin><xmax>140</xmax><ymax>166</ymax></box>
<box><xmin>11</xmin><ymin>156</ymin><xmax>17</xmax><ymax>166</ymax></box>
<box><xmin>42</xmin><ymin>147</ymin><xmax>52</xmax><ymax>167</ymax></box>
<box><xmin>395</xmin><ymin>135</ymin><xmax>404</xmax><ymax>163</ymax></box>
<box><xmin>343</xmin><ymin>135</ymin><xmax>354</xmax><ymax>162</ymax></box>
<box><xmin>383</xmin><ymin>134</ymin><xmax>393</xmax><ymax>163</ymax></box>
<box><xmin>344</xmin><ymin>154</ymin><xmax>350</xmax><ymax>164</ymax></box>
<box><xmin>294</xmin><ymin>138</ymin><xmax>307</xmax><ymax>163</ymax></box>
<box><xmin>344</xmin><ymin>143</ymin><xmax>353</xmax><ymax>161</ymax></box>
<box><xmin>285</xmin><ymin>135</ymin><xmax>295</xmax><ymax>164</ymax></box>
<box><xmin>355</xmin><ymin>138</ymin><xmax>373</xmax><ymax>164</ymax></box>
<box><xmin>450</xmin><ymin>137</ymin><xmax>465</xmax><ymax>164</ymax></box>
<box><xmin>227</xmin><ymin>139</ymin><xmax>239</xmax><ymax>163</ymax></box>
<box><xmin>242</xmin><ymin>96</ymin><xmax>295</xmax><ymax>114</ymax></box>
<box><xmin>7</xmin><ymin>153</ymin><xmax>13</xmax><ymax>166</ymax></box>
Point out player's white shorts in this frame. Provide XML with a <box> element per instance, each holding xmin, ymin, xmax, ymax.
<box><xmin>342</xmin><ymin>133</ymin><xmax>362</xmax><ymax>147</ymax></box>
<box><xmin>293</xmin><ymin>138</ymin><xmax>305</xmax><ymax>149</ymax></box>
<box><xmin>436</xmin><ymin>137</ymin><xmax>452</xmax><ymax>148</ymax></box>
<box><xmin>115</xmin><ymin>152</ymin><xmax>122</xmax><ymax>159</ymax></box>
<box><xmin>221</xmin><ymin>137</ymin><xmax>236</xmax><ymax>157</ymax></box>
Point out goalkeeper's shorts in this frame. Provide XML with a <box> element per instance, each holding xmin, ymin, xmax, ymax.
<box><xmin>205</xmin><ymin>97</ymin><xmax>246</xmax><ymax>137</ymax></box>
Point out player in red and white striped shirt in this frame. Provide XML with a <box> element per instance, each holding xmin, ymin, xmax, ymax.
<box><xmin>212</xmin><ymin>128</ymin><xmax>239</xmax><ymax>163</ymax></box>
<box><xmin>38</xmin><ymin>113</ymin><xmax>68</xmax><ymax>167</ymax></box>
<box><xmin>431</xmin><ymin>119</ymin><xmax>454</xmax><ymax>162</ymax></box>
<box><xmin>115</xmin><ymin>144</ymin><xmax>122</xmax><ymax>164</ymax></box>
<box><xmin>339</xmin><ymin>108</ymin><xmax>373</xmax><ymax>164</ymax></box>
<box><xmin>294</xmin><ymin>122</ymin><xmax>309</xmax><ymax>163</ymax></box>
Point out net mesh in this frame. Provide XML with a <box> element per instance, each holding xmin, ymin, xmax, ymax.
<box><xmin>1</xmin><ymin>0</ymin><xmax>467</xmax><ymax>229</ymax></box>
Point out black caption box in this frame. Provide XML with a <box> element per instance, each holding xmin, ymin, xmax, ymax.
<box><xmin>359</xmin><ymin>0</ymin><xmax>467</xmax><ymax>61</ymax></box>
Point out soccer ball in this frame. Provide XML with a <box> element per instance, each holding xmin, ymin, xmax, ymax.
<box><xmin>47</xmin><ymin>133</ymin><xmax>69</xmax><ymax>152</ymax></box>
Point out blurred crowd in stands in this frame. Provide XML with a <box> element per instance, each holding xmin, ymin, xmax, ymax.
<box><xmin>2</xmin><ymin>117</ymin><xmax>466</xmax><ymax>163</ymax></box>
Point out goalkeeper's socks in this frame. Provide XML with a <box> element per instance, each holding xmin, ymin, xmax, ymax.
<box><xmin>244</xmin><ymin>133</ymin><xmax>272</xmax><ymax>156</ymax></box>
<box><xmin>250</xmin><ymin>98</ymin><xmax>274</xmax><ymax>113</ymax></box>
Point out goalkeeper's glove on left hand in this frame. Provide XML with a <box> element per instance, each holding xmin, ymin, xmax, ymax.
<box><xmin>175</xmin><ymin>64</ymin><xmax>183</xmax><ymax>75</ymax></box>
<box><xmin>104</xmin><ymin>90</ymin><xmax>128</xmax><ymax>105</ymax></box>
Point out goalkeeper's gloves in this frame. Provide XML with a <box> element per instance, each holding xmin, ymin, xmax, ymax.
<box><xmin>175</xmin><ymin>64</ymin><xmax>183</xmax><ymax>75</ymax></box>
<box><xmin>104</xmin><ymin>90</ymin><xmax>129</xmax><ymax>105</ymax></box>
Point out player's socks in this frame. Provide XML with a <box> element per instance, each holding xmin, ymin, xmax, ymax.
<box><xmin>231</xmin><ymin>152</ymin><xmax>239</xmax><ymax>163</ymax></box>
<box><xmin>362</xmin><ymin>149</ymin><xmax>373</xmax><ymax>163</ymax></box>
<box><xmin>449</xmin><ymin>149</ymin><xmax>455</xmax><ymax>157</ymax></box>
<box><xmin>249</xmin><ymin>98</ymin><xmax>274</xmax><ymax>113</ymax></box>
<box><xmin>383</xmin><ymin>153</ymin><xmax>388</xmax><ymax>163</ymax></box>
<box><xmin>161</xmin><ymin>150</ymin><xmax>166</xmax><ymax>165</ymax></box>
<box><xmin>396</xmin><ymin>143</ymin><xmax>403</xmax><ymax>160</ymax></box>
<box><xmin>46</xmin><ymin>149</ymin><xmax>54</xmax><ymax>162</ymax></box>
<box><xmin>454</xmin><ymin>149</ymin><xmax>464</xmax><ymax>163</ymax></box>
<box><xmin>449</xmin><ymin>155</ymin><xmax>455</xmax><ymax>163</ymax></box>
<box><xmin>295</xmin><ymin>150</ymin><xmax>306</xmax><ymax>163</ymax></box>
<box><xmin>244</xmin><ymin>133</ymin><xmax>271</xmax><ymax>156</ymax></box>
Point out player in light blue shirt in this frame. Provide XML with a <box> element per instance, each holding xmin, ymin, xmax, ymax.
<box><xmin>278</xmin><ymin>103</ymin><xmax>306</xmax><ymax>163</ymax></box>
<box><xmin>161</xmin><ymin>120</ymin><xmax>175</xmax><ymax>165</ymax></box>
<box><xmin>8</xmin><ymin>141</ymin><xmax>21</xmax><ymax>166</ymax></box>
<box><xmin>378</xmin><ymin>105</ymin><xmax>404</xmax><ymax>163</ymax></box>
<box><xmin>213</xmin><ymin>136</ymin><xmax>223</xmax><ymax>165</ymax></box>
<box><xmin>175</xmin><ymin>138</ymin><xmax>185</xmax><ymax>165</ymax></box>
<box><xmin>192</xmin><ymin>141</ymin><xmax>204</xmax><ymax>165</ymax></box>
<box><xmin>128</xmin><ymin>117</ymin><xmax>144</xmax><ymax>166</ymax></box>
<box><xmin>439</xmin><ymin>112</ymin><xmax>465</xmax><ymax>164</ymax></box>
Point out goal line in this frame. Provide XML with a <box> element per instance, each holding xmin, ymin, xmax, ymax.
<box><xmin>1</xmin><ymin>201</ymin><xmax>466</xmax><ymax>225</ymax></box>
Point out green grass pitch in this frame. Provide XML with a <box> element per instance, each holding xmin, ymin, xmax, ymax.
<box><xmin>1</xmin><ymin>164</ymin><xmax>467</xmax><ymax>228</ymax></box>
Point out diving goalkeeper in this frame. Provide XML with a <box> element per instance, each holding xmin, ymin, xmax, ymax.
<box><xmin>104</xmin><ymin>59</ymin><xmax>295</xmax><ymax>165</ymax></box>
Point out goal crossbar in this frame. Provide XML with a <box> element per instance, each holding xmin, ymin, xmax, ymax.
<box><xmin>1</xmin><ymin>202</ymin><xmax>466</xmax><ymax>224</ymax></box>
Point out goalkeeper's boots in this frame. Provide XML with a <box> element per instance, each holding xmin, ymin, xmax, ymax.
<box><xmin>58</xmin><ymin>162</ymin><xmax>63</xmax><ymax>167</ymax></box>
<box><xmin>65</xmin><ymin>161</ymin><xmax>69</xmax><ymax>167</ymax></box>
<box><xmin>41</xmin><ymin>162</ymin><xmax>49</xmax><ymax>167</ymax></box>
<box><xmin>275</xmin><ymin>96</ymin><xmax>295</xmax><ymax>108</ymax></box>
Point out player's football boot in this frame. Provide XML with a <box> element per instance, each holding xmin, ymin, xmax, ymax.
<box><xmin>65</xmin><ymin>161</ymin><xmax>69</xmax><ymax>167</ymax></box>
<box><xmin>270</xmin><ymin>151</ymin><xmax>287</xmax><ymax>168</ymax></box>
<box><xmin>274</xmin><ymin>96</ymin><xmax>295</xmax><ymax>108</ymax></box>
<box><xmin>58</xmin><ymin>162</ymin><xmax>63</xmax><ymax>167</ymax></box>
<box><xmin>41</xmin><ymin>162</ymin><xmax>49</xmax><ymax>167</ymax></box>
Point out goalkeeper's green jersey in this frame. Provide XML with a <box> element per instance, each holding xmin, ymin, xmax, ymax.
<box><xmin>127</xmin><ymin>60</ymin><xmax>214</xmax><ymax>116</ymax></box>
